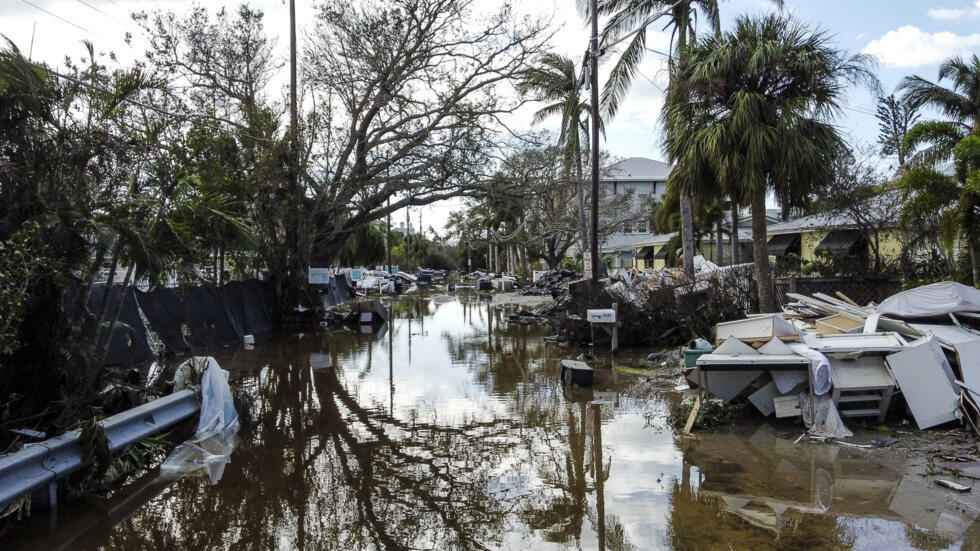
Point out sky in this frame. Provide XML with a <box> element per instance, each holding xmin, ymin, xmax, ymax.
<box><xmin>3</xmin><ymin>0</ymin><xmax>979</xmax><ymax>230</ymax></box>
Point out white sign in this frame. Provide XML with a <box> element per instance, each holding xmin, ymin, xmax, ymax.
<box><xmin>308</xmin><ymin>267</ymin><xmax>332</xmax><ymax>285</ymax></box>
<box><xmin>533</xmin><ymin>270</ymin><xmax>548</xmax><ymax>283</ymax></box>
<box><xmin>583</xmin><ymin>252</ymin><xmax>593</xmax><ymax>280</ymax></box>
<box><xmin>587</xmin><ymin>309</ymin><xmax>616</xmax><ymax>324</ymax></box>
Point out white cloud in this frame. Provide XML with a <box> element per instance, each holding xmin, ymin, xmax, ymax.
<box><xmin>863</xmin><ymin>25</ymin><xmax>980</xmax><ymax>67</ymax></box>
<box><xmin>927</xmin><ymin>1</ymin><xmax>980</xmax><ymax>21</ymax></box>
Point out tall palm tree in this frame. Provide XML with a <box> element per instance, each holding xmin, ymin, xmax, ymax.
<box><xmin>666</xmin><ymin>15</ymin><xmax>876</xmax><ymax>312</ymax></box>
<box><xmin>900</xmin><ymin>55</ymin><xmax>980</xmax><ymax>283</ymax></box>
<box><xmin>598</xmin><ymin>0</ymin><xmax>783</xmax><ymax>278</ymax></box>
<box><xmin>519</xmin><ymin>53</ymin><xmax>594</xmax><ymax>258</ymax></box>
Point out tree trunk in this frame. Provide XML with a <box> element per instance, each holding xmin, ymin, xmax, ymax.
<box><xmin>972</xmin><ymin>237</ymin><xmax>980</xmax><ymax>287</ymax></box>
<box><xmin>680</xmin><ymin>194</ymin><xmax>696</xmax><ymax>277</ymax></box>
<box><xmin>751</xmin><ymin>186</ymin><xmax>775</xmax><ymax>312</ymax></box>
<box><xmin>715</xmin><ymin>220</ymin><xmax>724</xmax><ymax>265</ymax></box>
<box><xmin>575</xmin><ymin>153</ymin><xmax>589</xmax><ymax>265</ymax></box>
<box><xmin>219</xmin><ymin>242</ymin><xmax>226</xmax><ymax>286</ymax></box>
<box><xmin>675</xmin><ymin>7</ymin><xmax>696</xmax><ymax>279</ymax></box>
<box><xmin>73</xmin><ymin>240</ymin><xmax>108</xmax><ymax>329</ymax></box>
<box><xmin>730</xmin><ymin>206</ymin><xmax>740</xmax><ymax>265</ymax></box>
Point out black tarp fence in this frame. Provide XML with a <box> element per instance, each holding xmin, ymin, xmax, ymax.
<box><xmin>321</xmin><ymin>274</ymin><xmax>354</xmax><ymax>307</ymax></box>
<box><xmin>87</xmin><ymin>284</ymin><xmax>155</xmax><ymax>368</ymax></box>
<box><xmin>76</xmin><ymin>279</ymin><xmax>278</xmax><ymax>368</ymax></box>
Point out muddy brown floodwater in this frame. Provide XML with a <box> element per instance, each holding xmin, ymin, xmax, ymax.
<box><xmin>6</xmin><ymin>294</ymin><xmax>980</xmax><ymax>550</ymax></box>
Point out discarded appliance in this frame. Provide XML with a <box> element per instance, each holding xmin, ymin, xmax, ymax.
<box><xmin>885</xmin><ymin>337</ymin><xmax>959</xmax><ymax>429</ymax></box>
<box><xmin>829</xmin><ymin>356</ymin><xmax>895</xmax><ymax>421</ymax></box>
<box><xmin>714</xmin><ymin>314</ymin><xmax>799</xmax><ymax>345</ymax></box>
<box><xmin>560</xmin><ymin>359</ymin><xmax>595</xmax><ymax>386</ymax></box>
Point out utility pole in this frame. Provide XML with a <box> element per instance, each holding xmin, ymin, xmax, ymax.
<box><xmin>386</xmin><ymin>197</ymin><xmax>392</xmax><ymax>273</ymax></box>
<box><xmin>589</xmin><ymin>0</ymin><xmax>601</xmax><ymax>282</ymax></box>
<box><xmin>288</xmin><ymin>0</ymin><xmax>300</xmax><ymax>283</ymax></box>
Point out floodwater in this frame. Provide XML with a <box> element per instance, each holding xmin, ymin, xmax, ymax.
<box><xmin>7</xmin><ymin>294</ymin><xmax>980</xmax><ymax>550</ymax></box>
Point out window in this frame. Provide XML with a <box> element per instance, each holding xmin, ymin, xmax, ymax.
<box><xmin>636</xmin><ymin>221</ymin><xmax>647</xmax><ymax>233</ymax></box>
<box><xmin>622</xmin><ymin>222</ymin><xmax>633</xmax><ymax>234</ymax></box>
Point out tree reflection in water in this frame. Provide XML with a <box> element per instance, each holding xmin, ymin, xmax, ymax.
<box><xmin>71</xmin><ymin>297</ymin><xmax>637</xmax><ymax>551</ymax></box>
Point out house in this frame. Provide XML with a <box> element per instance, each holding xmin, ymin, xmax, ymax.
<box><xmin>597</xmin><ymin>157</ymin><xmax>670</xmax><ymax>267</ymax></box>
<box><xmin>766</xmin><ymin>193</ymin><xmax>902</xmax><ymax>273</ymax></box>
<box><xmin>601</xmin><ymin>157</ymin><xmax>670</xmax><ymax>234</ymax></box>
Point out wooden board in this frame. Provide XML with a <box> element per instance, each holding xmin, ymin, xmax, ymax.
<box><xmin>773</xmin><ymin>395</ymin><xmax>802</xmax><ymax>418</ymax></box>
<box><xmin>815</xmin><ymin>313</ymin><xmax>865</xmax><ymax>335</ymax></box>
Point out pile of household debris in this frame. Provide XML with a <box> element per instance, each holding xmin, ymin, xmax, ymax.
<box><xmin>688</xmin><ymin>281</ymin><xmax>980</xmax><ymax>439</ymax></box>
<box><xmin>522</xmin><ymin>270</ymin><xmax>580</xmax><ymax>297</ymax></box>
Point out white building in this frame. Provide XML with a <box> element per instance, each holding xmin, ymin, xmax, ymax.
<box><xmin>599</xmin><ymin>157</ymin><xmax>670</xmax><ymax>266</ymax></box>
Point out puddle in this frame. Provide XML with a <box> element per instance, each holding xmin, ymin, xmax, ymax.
<box><xmin>5</xmin><ymin>295</ymin><xmax>980</xmax><ymax>550</ymax></box>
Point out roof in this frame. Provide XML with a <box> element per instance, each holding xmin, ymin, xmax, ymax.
<box><xmin>815</xmin><ymin>229</ymin><xmax>864</xmax><ymax>255</ymax></box>
<box><xmin>600</xmin><ymin>232</ymin><xmax>677</xmax><ymax>253</ymax></box>
<box><xmin>767</xmin><ymin>233</ymin><xmax>801</xmax><ymax>256</ymax></box>
<box><xmin>602</xmin><ymin>157</ymin><xmax>671</xmax><ymax>182</ymax></box>
<box><xmin>768</xmin><ymin>192</ymin><xmax>900</xmax><ymax>235</ymax></box>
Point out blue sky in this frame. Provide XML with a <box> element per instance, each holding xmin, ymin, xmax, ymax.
<box><xmin>2</xmin><ymin>0</ymin><xmax>978</xmax><ymax>228</ymax></box>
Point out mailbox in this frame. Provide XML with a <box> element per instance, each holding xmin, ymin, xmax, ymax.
<box><xmin>586</xmin><ymin>309</ymin><xmax>616</xmax><ymax>324</ymax></box>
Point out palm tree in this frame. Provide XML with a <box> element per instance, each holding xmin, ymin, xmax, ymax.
<box><xmin>598</xmin><ymin>0</ymin><xmax>783</xmax><ymax>278</ymax></box>
<box><xmin>518</xmin><ymin>53</ymin><xmax>593</xmax><ymax>258</ymax></box>
<box><xmin>666</xmin><ymin>15</ymin><xmax>876</xmax><ymax>312</ymax></box>
<box><xmin>899</xmin><ymin>55</ymin><xmax>980</xmax><ymax>283</ymax></box>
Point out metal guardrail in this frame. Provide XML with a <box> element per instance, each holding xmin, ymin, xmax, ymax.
<box><xmin>0</xmin><ymin>389</ymin><xmax>199</xmax><ymax>511</ymax></box>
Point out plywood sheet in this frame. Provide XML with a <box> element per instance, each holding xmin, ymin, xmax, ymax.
<box><xmin>954</xmin><ymin>339</ymin><xmax>980</xmax><ymax>391</ymax></box>
<box><xmin>816</xmin><ymin>313</ymin><xmax>865</xmax><ymax>335</ymax></box>
<box><xmin>772</xmin><ymin>370</ymin><xmax>808</xmax><ymax>394</ymax></box>
<box><xmin>713</xmin><ymin>336</ymin><xmax>760</xmax><ymax>355</ymax></box>
<box><xmin>910</xmin><ymin>324</ymin><xmax>980</xmax><ymax>345</ymax></box>
<box><xmin>773</xmin><ymin>395</ymin><xmax>802</xmax><ymax>418</ymax></box>
<box><xmin>758</xmin><ymin>337</ymin><xmax>795</xmax><ymax>356</ymax></box>
<box><xmin>886</xmin><ymin>338</ymin><xmax>959</xmax><ymax>429</ymax></box>
<box><xmin>705</xmin><ymin>370</ymin><xmax>764</xmax><ymax>402</ymax></box>
<box><xmin>748</xmin><ymin>381</ymin><xmax>778</xmax><ymax>416</ymax></box>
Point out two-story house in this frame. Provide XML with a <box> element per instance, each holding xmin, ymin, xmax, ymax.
<box><xmin>598</xmin><ymin>157</ymin><xmax>671</xmax><ymax>267</ymax></box>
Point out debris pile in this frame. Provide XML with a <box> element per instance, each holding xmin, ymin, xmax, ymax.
<box><xmin>521</xmin><ymin>270</ymin><xmax>580</xmax><ymax>297</ymax></box>
<box><xmin>689</xmin><ymin>281</ymin><xmax>980</xmax><ymax>439</ymax></box>
<box><xmin>546</xmin><ymin>263</ymin><xmax>756</xmax><ymax>348</ymax></box>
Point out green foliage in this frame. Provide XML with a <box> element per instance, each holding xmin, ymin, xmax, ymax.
<box><xmin>0</xmin><ymin>223</ymin><xmax>49</xmax><ymax>356</ymax></box>
<box><xmin>877</xmin><ymin>94</ymin><xmax>921</xmax><ymax>168</ymax></box>
<box><xmin>338</xmin><ymin>224</ymin><xmax>387</xmax><ymax>267</ymax></box>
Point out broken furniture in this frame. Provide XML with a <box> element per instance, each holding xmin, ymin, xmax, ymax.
<box><xmin>560</xmin><ymin>359</ymin><xmax>595</xmax><ymax>387</ymax></box>
<box><xmin>714</xmin><ymin>314</ymin><xmax>799</xmax><ymax>345</ymax></box>
<box><xmin>886</xmin><ymin>337</ymin><xmax>959</xmax><ymax>429</ymax></box>
<box><xmin>829</xmin><ymin>356</ymin><xmax>895</xmax><ymax>422</ymax></box>
<box><xmin>696</xmin><ymin>337</ymin><xmax>809</xmax><ymax>407</ymax></box>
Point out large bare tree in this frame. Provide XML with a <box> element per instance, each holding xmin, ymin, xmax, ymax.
<box><xmin>301</xmin><ymin>0</ymin><xmax>550</xmax><ymax>266</ymax></box>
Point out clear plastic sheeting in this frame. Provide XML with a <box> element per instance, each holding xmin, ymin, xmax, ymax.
<box><xmin>161</xmin><ymin>357</ymin><xmax>240</xmax><ymax>485</ymax></box>
<box><xmin>787</xmin><ymin>343</ymin><xmax>832</xmax><ymax>396</ymax></box>
<box><xmin>801</xmin><ymin>393</ymin><xmax>853</xmax><ymax>439</ymax></box>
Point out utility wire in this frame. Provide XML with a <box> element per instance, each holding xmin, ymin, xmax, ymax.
<box><xmin>20</xmin><ymin>0</ymin><xmax>88</xmax><ymax>33</ymax></box>
<box><xmin>75</xmin><ymin>0</ymin><xmax>108</xmax><ymax>16</ymax></box>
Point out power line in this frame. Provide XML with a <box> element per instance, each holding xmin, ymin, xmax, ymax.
<box><xmin>75</xmin><ymin>0</ymin><xmax>108</xmax><ymax>16</ymax></box>
<box><xmin>20</xmin><ymin>0</ymin><xmax>88</xmax><ymax>33</ymax></box>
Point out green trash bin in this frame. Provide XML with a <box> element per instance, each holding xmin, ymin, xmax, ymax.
<box><xmin>683</xmin><ymin>338</ymin><xmax>713</xmax><ymax>368</ymax></box>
